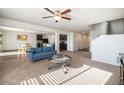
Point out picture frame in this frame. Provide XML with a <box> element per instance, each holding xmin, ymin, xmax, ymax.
<box><xmin>17</xmin><ymin>34</ymin><xmax>28</xmax><ymax>41</ymax></box>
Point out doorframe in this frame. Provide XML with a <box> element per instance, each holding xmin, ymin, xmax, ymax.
<box><xmin>55</xmin><ymin>33</ymin><xmax>70</xmax><ymax>53</ymax></box>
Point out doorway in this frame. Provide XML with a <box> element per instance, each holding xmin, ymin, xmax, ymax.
<box><xmin>59</xmin><ymin>34</ymin><xmax>67</xmax><ymax>51</ymax></box>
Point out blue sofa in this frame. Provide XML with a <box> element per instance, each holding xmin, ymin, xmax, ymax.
<box><xmin>28</xmin><ymin>47</ymin><xmax>56</xmax><ymax>62</ymax></box>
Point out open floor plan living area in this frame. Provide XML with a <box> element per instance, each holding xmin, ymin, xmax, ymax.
<box><xmin>0</xmin><ymin>8</ymin><xmax>124</xmax><ymax>85</ymax></box>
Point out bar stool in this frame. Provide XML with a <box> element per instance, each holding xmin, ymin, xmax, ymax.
<box><xmin>120</xmin><ymin>58</ymin><xmax>124</xmax><ymax>84</ymax></box>
<box><xmin>119</xmin><ymin>53</ymin><xmax>124</xmax><ymax>85</ymax></box>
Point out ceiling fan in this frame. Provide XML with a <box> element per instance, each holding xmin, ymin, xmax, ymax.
<box><xmin>42</xmin><ymin>8</ymin><xmax>71</xmax><ymax>23</ymax></box>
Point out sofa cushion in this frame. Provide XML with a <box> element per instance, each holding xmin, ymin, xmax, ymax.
<box><xmin>33</xmin><ymin>52</ymin><xmax>46</xmax><ymax>58</ymax></box>
<box><xmin>35</xmin><ymin>48</ymin><xmax>43</xmax><ymax>53</ymax></box>
<box><xmin>43</xmin><ymin>47</ymin><xmax>53</xmax><ymax>52</ymax></box>
<box><xmin>30</xmin><ymin>48</ymin><xmax>43</xmax><ymax>54</ymax></box>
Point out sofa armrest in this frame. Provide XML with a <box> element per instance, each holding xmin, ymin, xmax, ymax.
<box><xmin>28</xmin><ymin>49</ymin><xmax>34</xmax><ymax>53</ymax></box>
<box><xmin>28</xmin><ymin>50</ymin><xmax>34</xmax><ymax>61</ymax></box>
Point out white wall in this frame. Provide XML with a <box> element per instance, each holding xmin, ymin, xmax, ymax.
<box><xmin>2</xmin><ymin>31</ymin><xmax>37</xmax><ymax>50</ymax></box>
<box><xmin>91</xmin><ymin>35</ymin><xmax>124</xmax><ymax>66</ymax></box>
<box><xmin>73</xmin><ymin>33</ymin><xmax>80</xmax><ymax>51</ymax></box>
<box><xmin>48</xmin><ymin>34</ymin><xmax>55</xmax><ymax>44</ymax></box>
<box><xmin>69</xmin><ymin>32</ymin><xmax>74</xmax><ymax>51</ymax></box>
<box><xmin>73</xmin><ymin>32</ymin><xmax>89</xmax><ymax>51</ymax></box>
<box><xmin>55</xmin><ymin>33</ymin><xmax>59</xmax><ymax>53</ymax></box>
<box><xmin>90</xmin><ymin>22</ymin><xmax>108</xmax><ymax>52</ymax></box>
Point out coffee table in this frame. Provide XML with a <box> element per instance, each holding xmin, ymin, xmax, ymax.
<box><xmin>48</xmin><ymin>54</ymin><xmax>72</xmax><ymax>74</ymax></box>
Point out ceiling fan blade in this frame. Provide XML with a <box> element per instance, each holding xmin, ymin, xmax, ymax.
<box><xmin>44</xmin><ymin>8</ymin><xmax>55</xmax><ymax>14</ymax></box>
<box><xmin>62</xmin><ymin>16</ymin><xmax>71</xmax><ymax>20</ymax></box>
<box><xmin>42</xmin><ymin>16</ymin><xmax>54</xmax><ymax>19</ymax></box>
<box><xmin>61</xmin><ymin>9</ymin><xmax>71</xmax><ymax>15</ymax></box>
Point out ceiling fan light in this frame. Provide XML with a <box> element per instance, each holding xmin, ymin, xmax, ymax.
<box><xmin>54</xmin><ymin>16</ymin><xmax>61</xmax><ymax>21</ymax></box>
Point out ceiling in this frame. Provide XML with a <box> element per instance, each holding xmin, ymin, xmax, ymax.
<box><xmin>0</xmin><ymin>25</ymin><xmax>54</xmax><ymax>34</ymax></box>
<box><xmin>0</xmin><ymin>8</ymin><xmax>124</xmax><ymax>32</ymax></box>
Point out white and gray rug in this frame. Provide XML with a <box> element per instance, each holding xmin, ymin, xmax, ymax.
<box><xmin>20</xmin><ymin>65</ymin><xmax>113</xmax><ymax>85</ymax></box>
<box><xmin>20</xmin><ymin>77</ymin><xmax>40</xmax><ymax>85</ymax></box>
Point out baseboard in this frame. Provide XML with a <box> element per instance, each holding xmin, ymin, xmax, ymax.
<box><xmin>78</xmin><ymin>48</ymin><xmax>89</xmax><ymax>51</ymax></box>
<box><xmin>92</xmin><ymin>58</ymin><xmax>120</xmax><ymax>67</ymax></box>
<box><xmin>2</xmin><ymin>49</ymin><xmax>18</xmax><ymax>52</ymax></box>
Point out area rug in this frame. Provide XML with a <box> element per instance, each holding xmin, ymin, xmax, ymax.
<box><xmin>20</xmin><ymin>64</ymin><xmax>112</xmax><ymax>85</ymax></box>
<box><xmin>39</xmin><ymin>65</ymin><xmax>113</xmax><ymax>85</ymax></box>
<box><xmin>20</xmin><ymin>77</ymin><xmax>40</xmax><ymax>85</ymax></box>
